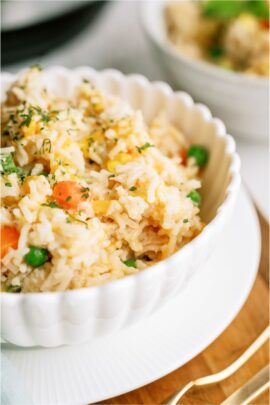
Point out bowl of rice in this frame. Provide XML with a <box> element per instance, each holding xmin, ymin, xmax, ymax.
<box><xmin>0</xmin><ymin>66</ymin><xmax>240</xmax><ymax>347</ymax></box>
<box><xmin>141</xmin><ymin>0</ymin><xmax>269</xmax><ymax>142</ymax></box>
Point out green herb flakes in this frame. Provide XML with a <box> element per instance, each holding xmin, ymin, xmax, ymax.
<box><xmin>40</xmin><ymin>138</ymin><xmax>52</xmax><ymax>154</ymax></box>
<box><xmin>7</xmin><ymin>285</ymin><xmax>21</xmax><ymax>293</ymax></box>
<box><xmin>123</xmin><ymin>258</ymin><xmax>137</xmax><ymax>268</ymax></box>
<box><xmin>42</xmin><ymin>201</ymin><xmax>61</xmax><ymax>209</ymax></box>
<box><xmin>30</xmin><ymin>63</ymin><xmax>43</xmax><ymax>71</ymax></box>
<box><xmin>136</xmin><ymin>143</ymin><xmax>155</xmax><ymax>153</ymax></box>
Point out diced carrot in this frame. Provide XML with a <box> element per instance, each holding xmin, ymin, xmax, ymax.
<box><xmin>260</xmin><ymin>20</ymin><xmax>269</xmax><ymax>30</ymax></box>
<box><xmin>52</xmin><ymin>181</ymin><xmax>91</xmax><ymax>210</ymax></box>
<box><xmin>179</xmin><ymin>146</ymin><xmax>187</xmax><ymax>165</ymax></box>
<box><xmin>1</xmin><ymin>226</ymin><xmax>20</xmax><ymax>258</ymax></box>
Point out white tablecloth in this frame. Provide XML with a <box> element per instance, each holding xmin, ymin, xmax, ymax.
<box><xmin>6</xmin><ymin>1</ymin><xmax>269</xmax><ymax>219</ymax></box>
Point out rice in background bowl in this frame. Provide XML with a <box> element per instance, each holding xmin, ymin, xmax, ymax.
<box><xmin>141</xmin><ymin>0</ymin><xmax>269</xmax><ymax>142</ymax></box>
<box><xmin>0</xmin><ymin>67</ymin><xmax>240</xmax><ymax>347</ymax></box>
<box><xmin>165</xmin><ymin>0</ymin><xmax>269</xmax><ymax>77</ymax></box>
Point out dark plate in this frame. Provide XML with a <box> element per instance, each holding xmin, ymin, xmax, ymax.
<box><xmin>1</xmin><ymin>1</ymin><xmax>107</xmax><ymax>66</ymax></box>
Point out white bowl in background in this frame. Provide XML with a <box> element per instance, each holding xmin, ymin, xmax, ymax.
<box><xmin>0</xmin><ymin>67</ymin><xmax>240</xmax><ymax>347</ymax></box>
<box><xmin>141</xmin><ymin>0</ymin><xmax>269</xmax><ymax>142</ymax></box>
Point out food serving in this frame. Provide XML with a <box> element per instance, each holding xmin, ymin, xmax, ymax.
<box><xmin>1</xmin><ymin>66</ymin><xmax>209</xmax><ymax>293</ymax></box>
<box><xmin>165</xmin><ymin>0</ymin><xmax>269</xmax><ymax>76</ymax></box>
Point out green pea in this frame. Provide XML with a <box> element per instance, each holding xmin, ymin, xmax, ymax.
<box><xmin>208</xmin><ymin>45</ymin><xmax>224</xmax><ymax>59</ymax></box>
<box><xmin>24</xmin><ymin>246</ymin><xmax>49</xmax><ymax>267</ymax></box>
<box><xmin>187</xmin><ymin>191</ymin><xmax>202</xmax><ymax>207</ymax></box>
<box><xmin>187</xmin><ymin>145</ymin><xmax>209</xmax><ymax>167</ymax></box>
<box><xmin>123</xmin><ymin>258</ymin><xmax>137</xmax><ymax>268</ymax></box>
<box><xmin>6</xmin><ymin>285</ymin><xmax>21</xmax><ymax>293</ymax></box>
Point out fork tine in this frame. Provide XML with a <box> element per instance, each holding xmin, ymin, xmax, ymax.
<box><xmin>162</xmin><ymin>326</ymin><xmax>270</xmax><ymax>405</ymax></box>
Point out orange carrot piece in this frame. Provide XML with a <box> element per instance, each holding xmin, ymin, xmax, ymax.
<box><xmin>52</xmin><ymin>181</ymin><xmax>91</xmax><ymax>210</ymax></box>
<box><xmin>1</xmin><ymin>226</ymin><xmax>20</xmax><ymax>258</ymax></box>
<box><xmin>179</xmin><ymin>146</ymin><xmax>187</xmax><ymax>165</ymax></box>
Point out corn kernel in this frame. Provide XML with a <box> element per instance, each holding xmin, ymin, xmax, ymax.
<box><xmin>92</xmin><ymin>131</ymin><xmax>104</xmax><ymax>142</ymax></box>
<box><xmin>92</xmin><ymin>200</ymin><xmax>111</xmax><ymax>214</ymax></box>
<box><xmin>107</xmin><ymin>160</ymin><xmax>116</xmax><ymax>173</ymax></box>
<box><xmin>107</xmin><ymin>153</ymin><xmax>132</xmax><ymax>172</ymax></box>
<box><xmin>22</xmin><ymin>121</ymin><xmax>39</xmax><ymax>137</ymax></box>
<box><xmin>118</xmin><ymin>153</ymin><xmax>132</xmax><ymax>164</ymax></box>
<box><xmin>62</xmin><ymin>138</ymin><xmax>72</xmax><ymax>148</ymax></box>
<box><xmin>78</xmin><ymin>139</ymin><xmax>89</xmax><ymax>157</ymax></box>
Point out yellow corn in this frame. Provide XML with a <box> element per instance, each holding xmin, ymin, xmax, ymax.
<box><xmin>91</xmin><ymin>102</ymin><xmax>104</xmax><ymax>114</ymax></box>
<box><xmin>92</xmin><ymin>200</ymin><xmax>111</xmax><ymax>214</ymax></box>
<box><xmin>118</xmin><ymin>153</ymin><xmax>132</xmax><ymax>164</ymax></box>
<box><xmin>92</xmin><ymin>131</ymin><xmax>104</xmax><ymax>142</ymax></box>
<box><xmin>62</xmin><ymin>138</ymin><xmax>72</xmax><ymax>148</ymax></box>
<box><xmin>78</xmin><ymin>139</ymin><xmax>89</xmax><ymax>157</ymax></box>
<box><xmin>81</xmin><ymin>87</ymin><xmax>105</xmax><ymax>115</ymax></box>
<box><xmin>107</xmin><ymin>153</ymin><xmax>132</xmax><ymax>173</ymax></box>
<box><xmin>107</xmin><ymin>160</ymin><xmax>118</xmax><ymax>173</ymax></box>
<box><xmin>22</xmin><ymin>121</ymin><xmax>39</xmax><ymax>137</ymax></box>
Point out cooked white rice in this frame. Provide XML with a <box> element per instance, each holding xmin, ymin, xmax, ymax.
<box><xmin>1</xmin><ymin>67</ymin><xmax>204</xmax><ymax>292</ymax></box>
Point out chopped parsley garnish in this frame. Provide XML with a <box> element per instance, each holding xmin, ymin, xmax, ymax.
<box><xmin>33</xmin><ymin>107</ymin><xmax>50</xmax><ymax>123</ymax></box>
<box><xmin>30</xmin><ymin>63</ymin><xmax>43</xmax><ymax>71</ymax></box>
<box><xmin>80</xmin><ymin>187</ymin><xmax>90</xmax><ymax>192</ymax></box>
<box><xmin>1</xmin><ymin>153</ymin><xmax>17</xmax><ymax>174</ymax></box>
<box><xmin>83</xmin><ymin>78</ymin><xmax>90</xmax><ymax>83</ymax></box>
<box><xmin>66</xmin><ymin>196</ymin><xmax>72</xmax><ymax>202</ymax></box>
<box><xmin>66</xmin><ymin>217</ymin><xmax>72</xmax><ymax>224</ymax></box>
<box><xmin>19</xmin><ymin>108</ymin><xmax>33</xmax><ymax>127</ymax></box>
<box><xmin>7</xmin><ymin>285</ymin><xmax>21</xmax><ymax>293</ymax></box>
<box><xmin>136</xmin><ymin>143</ymin><xmax>155</xmax><ymax>153</ymax></box>
<box><xmin>40</xmin><ymin>138</ymin><xmax>52</xmax><ymax>154</ymax></box>
<box><xmin>0</xmin><ymin>153</ymin><xmax>26</xmax><ymax>180</ymax></box>
<box><xmin>12</xmin><ymin>134</ymin><xmax>24</xmax><ymax>141</ymax></box>
<box><xmin>129</xmin><ymin>186</ymin><xmax>137</xmax><ymax>191</ymax></box>
<box><xmin>202</xmin><ymin>0</ymin><xmax>269</xmax><ymax>19</ymax></box>
<box><xmin>123</xmin><ymin>258</ymin><xmax>137</xmax><ymax>268</ymax></box>
<box><xmin>18</xmin><ymin>104</ymin><xmax>59</xmax><ymax>130</ymax></box>
<box><xmin>67</xmin><ymin>214</ymin><xmax>88</xmax><ymax>228</ymax></box>
<box><xmin>33</xmin><ymin>106</ymin><xmax>59</xmax><ymax>124</ymax></box>
<box><xmin>183</xmin><ymin>218</ymin><xmax>189</xmax><ymax>223</ymax></box>
<box><xmin>82</xmin><ymin>193</ymin><xmax>89</xmax><ymax>200</ymax></box>
<box><xmin>5</xmin><ymin>182</ymin><xmax>12</xmax><ymax>187</ymax></box>
<box><xmin>37</xmin><ymin>171</ymin><xmax>49</xmax><ymax>177</ymax></box>
<box><xmin>42</xmin><ymin>201</ymin><xmax>61</xmax><ymax>208</ymax></box>
<box><xmin>208</xmin><ymin>45</ymin><xmax>224</xmax><ymax>60</ymax></box>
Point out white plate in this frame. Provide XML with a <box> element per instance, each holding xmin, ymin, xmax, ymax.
<box><xmin>2</xmin><ymin>187</ymin><xmax>260</xmax><ymax>405</ymax></box>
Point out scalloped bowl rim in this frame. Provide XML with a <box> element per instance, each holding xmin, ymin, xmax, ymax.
<box><xmin>0</xmin><ymin>66</ymin><xmax>241</xmax><ymax>300</ymax></box>
<box><xmin>140</xmin><ymin>0</ymin><xmax>269</xmax><ymax>88</ymax></box>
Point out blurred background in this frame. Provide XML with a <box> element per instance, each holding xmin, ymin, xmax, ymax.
<box><xmin>1</xmin><ymin>0</ymin><xmax>269</xmax><ymax>219</ymax></box>
<box><xmin>2</xmin><ymin>0</ymin><xmax>166</xmax><ymax>79</ymax></box>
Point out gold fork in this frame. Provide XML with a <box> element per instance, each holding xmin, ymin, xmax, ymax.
<box><xmin>164</xmin><ymin>326</ymin><xmax>270</xmax><ymax>405</ymax></box>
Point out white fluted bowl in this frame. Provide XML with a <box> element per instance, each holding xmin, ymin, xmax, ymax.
<box><xmin>1</xmin><ymin>67</ymin><xmax>240</xmax><ymax>347</ymax></box>
<box><xmin>141</xmin><ymin>0</ymin><xmax>269</xmax><ymax>142</ymax></box>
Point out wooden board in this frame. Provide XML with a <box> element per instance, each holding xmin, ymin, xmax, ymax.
<box><xmin>99</xmin><ymin>209</ymin><xmax>269</xmax><ymax>405</ymax></box>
